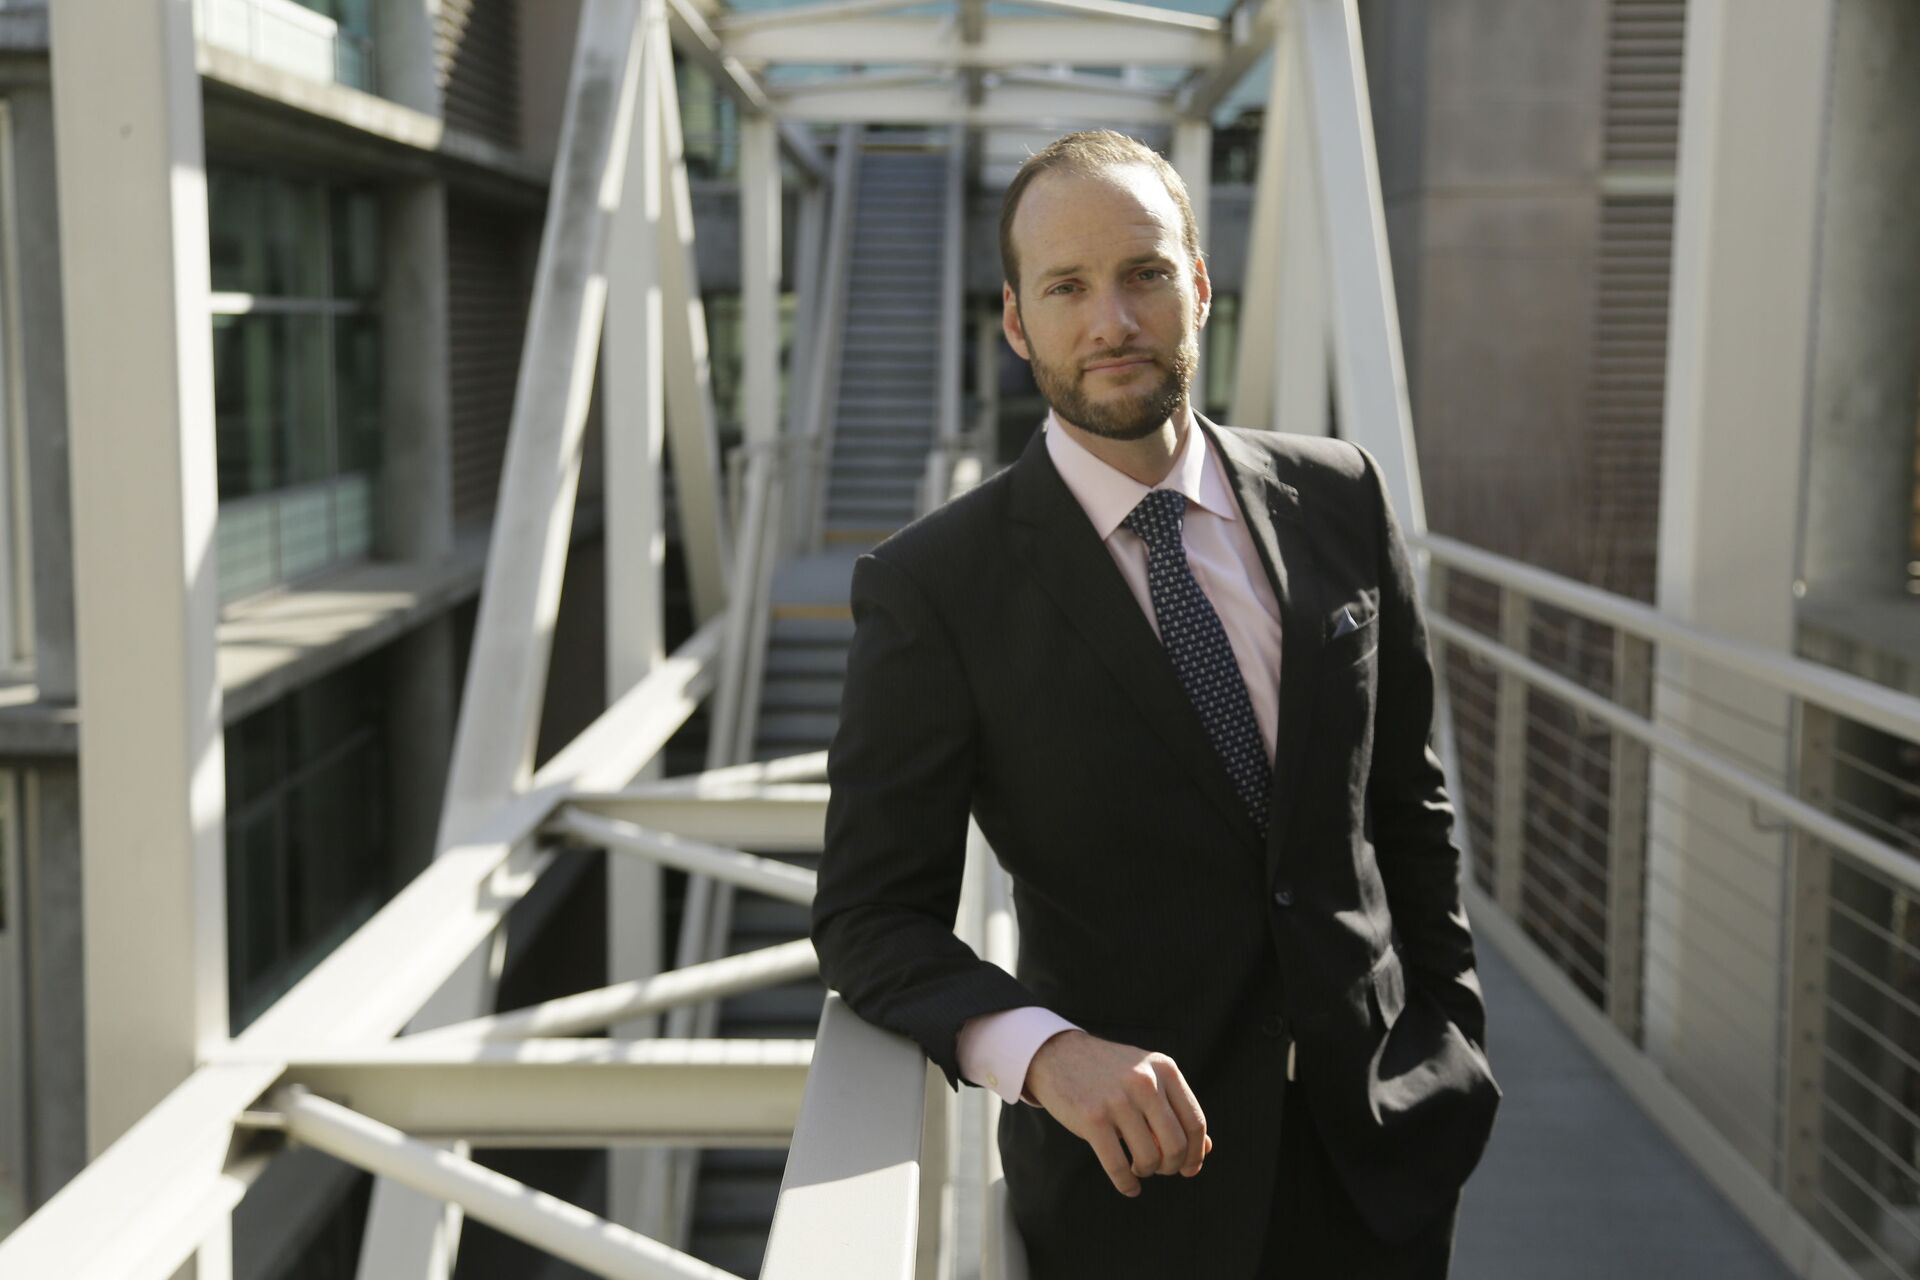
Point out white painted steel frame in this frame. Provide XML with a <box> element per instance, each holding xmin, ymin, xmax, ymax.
<box><xmin>263</xmin><ymin>1040</ymin><xmax>814</xmax><ymax>1145</ymax></box>
<box><xmin>724</xmin><ymin>18</ymin><xmax>1225</xmax><ymax>67</ymax></box>
<box><xmin>277</xmin><ymin>1088</ymin><xmax>747</xmax><ymax>1280</ymax></box>
<box><xmin>48</xmin><ymin>37</ymin><xmax>232</xmax><ymax>1280</ymax></box>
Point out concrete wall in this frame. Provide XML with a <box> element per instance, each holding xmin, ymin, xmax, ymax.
<box><xmin>1359</xmin><ymin>0</ymin><xmax>1609</xmax><ymax>578</ymax></box>
<box><xmin>1799</xmin><ymin>0</ymin><xmax>1920</xmax><ymax>600</ymax></box>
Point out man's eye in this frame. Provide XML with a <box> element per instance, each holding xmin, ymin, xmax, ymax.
<box><xmin>1137</xmin><ymin>268</ymin><xmax>1165</xmax><ymax>282</ymax></box>
<box><xmin>1047</xmin><ymin>282</ymin><xmax>1078</xmax><ymax>296</ymax></box>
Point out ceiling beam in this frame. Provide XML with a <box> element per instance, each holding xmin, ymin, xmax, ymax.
<box><xmin>1176</xmin><ymin>0</ymin><xmax>1279</xmax><ymax>117</ymax></box>
<box><xmin>774</xmin><ymin>80</ymin><xmax>1180</xmax><ymax>125</ymax></box>
<box><xmin>726</xmin><ymin>17</ymin><xmax>1224</xmax><ymax>69</ymax></box>
<box><xmin>665</xmin><ymin>0</ymin><xmax>828</xmax><ymax>181</ymax></box>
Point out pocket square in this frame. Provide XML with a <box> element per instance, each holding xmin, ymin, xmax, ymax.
<box><xmin>1330</xmin><ymin>605</ymin><xmax>1366</xmax><ymax>639</ymax></box>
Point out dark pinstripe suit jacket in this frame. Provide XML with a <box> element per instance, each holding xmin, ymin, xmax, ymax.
<box><xmin>812</xmin><ymin>416</ymin><xmax>1500</xmax><ymax>1276</ymax></box>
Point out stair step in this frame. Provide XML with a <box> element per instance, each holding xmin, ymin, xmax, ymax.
<box><xmin>756</xmin><ymin>712</ymin><xmax>839</xmax><ymax>747</ymax></box>
<box><xmin>763</xmin><ymin>645</ymin><xmax>848</xmax><ymax>677</ymax></box>
<box><xmin>729</xmin><ymin>894</ymin><xmax>816</xmax><ymax>936</ymax></box>
<box><xmin>720</xmin><ymin>980</ymin><xmax>831</xmax><ymax>1025</ymax></box>
<box><xmin>767</xmin><ymin>616</ymin><xmax>855</xmax><ymax>645</ymax></box>
<box><xmin>760</xmin><ymin>677</ymin><xmax>843</xmax><ymax>713</ymax></box>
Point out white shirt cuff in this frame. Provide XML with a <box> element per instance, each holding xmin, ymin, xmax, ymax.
<box><xmin>956</xmin><ymin>1006</ymin><xmax>1081</xmax><ymax>1106</ymax></box>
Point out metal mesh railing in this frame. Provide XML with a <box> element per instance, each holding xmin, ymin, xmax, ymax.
<box><xmin>1426</xmin><ymin>537</ymin><xmax>1920</xmax><ymax>1280</ymax></box>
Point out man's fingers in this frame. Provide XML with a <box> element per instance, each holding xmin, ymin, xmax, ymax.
<box><xmin>1088</xmin><ymin>1127</ymin><xmax>1142</xmax><ymax>1198</ymax></box>
<box><xmin>1141</xmin><ymin>1089</ymin><xmax>1190</xmax><ymax>1176</ymax></box>
<box><xmin>1155</xmin><ymin>1061</ymin><xmax>1209</xmax><ymax>1176</ymax></box>
<box><xmin>1112</xmin><ymin>1105</ymin><xmax>1163</xmax><ymax>1180</ymax></box>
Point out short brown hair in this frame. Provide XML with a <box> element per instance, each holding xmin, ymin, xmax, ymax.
<box><xmin>999</xmin><ymin>130</ymin><xmax>1201</xmax><ymax>296</ymax></box>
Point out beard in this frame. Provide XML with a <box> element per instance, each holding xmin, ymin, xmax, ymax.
<box><xmin>1024</xmin><ymin>322</ymin><xmax>1198</xmax><ymax>442</ymax></box>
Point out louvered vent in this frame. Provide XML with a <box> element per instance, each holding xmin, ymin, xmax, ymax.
<box><xmin>1603</xmin><ymin>0</ymin><xmax>1685</xmax><ymax>168</ymax></box>
<box><xmin>1586</xmin><ymin>0</ymin><xmax>1685</xmax><ymax>602</ymax></box>
<box><xmin>448</xmin><ymin>200</ymin><xmax>530</xmax><ymax>529</ymax></box>
<box><xmin>1585</xmin><ymin>195</ymin><xmax>1673</xmax><ymax>601</ymax></box>
<box><xmin>436</xmin><ymin>0</ymin><xmax>520</xmax><ymax>149</ymax></box>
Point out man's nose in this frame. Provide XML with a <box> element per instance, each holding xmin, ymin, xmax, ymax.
<box><xmin>1086</xmin><ymin>287</ymin><xmax>1140</xmax><ymax>350</ymax></box>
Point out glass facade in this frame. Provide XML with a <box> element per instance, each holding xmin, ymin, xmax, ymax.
<box><xmin>209</xmin><ymin>169</ymin><xmax>382</xmax><ymax>601</ymax></box>
<box><xmin>224</xmin><ymin>655</ymin><xmax>392</xmax><ymax>1031</ymax></box>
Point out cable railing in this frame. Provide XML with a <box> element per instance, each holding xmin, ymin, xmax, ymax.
<box><xmin>1421</xmin><ymin>532</ymin><xmax>1920</xmax><ymax>1280</ymax></box>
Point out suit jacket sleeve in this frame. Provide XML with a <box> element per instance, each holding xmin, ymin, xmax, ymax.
<box><xmin>811</xmin><ymin>549</ymin><xmax>1040</xmax><ymax>1088</ymax></box>
<box><xmin>1359</xmin><ymin>446</ymin><xmax>1490</xmax><ymax>1052</ymax></box>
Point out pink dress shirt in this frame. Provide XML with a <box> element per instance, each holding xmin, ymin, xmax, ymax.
<box><xmin>956</xmin><ymin>411</ymin><xmax>1286</xmax><ymax>1105</ymax></box>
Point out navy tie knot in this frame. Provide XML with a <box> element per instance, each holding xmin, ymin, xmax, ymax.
<box><xmin>1122</xmin><ymin>488</ymin><xmax>1187</xmax><ymax>550</ymax></box>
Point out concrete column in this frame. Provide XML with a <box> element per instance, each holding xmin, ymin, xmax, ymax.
<box><xmin>1798</xmin><ymin>0</ymin><xmax>1920</xmax><ymax>598</ymax></box>
<box><xmin>1644</xmin><ymin>0</ymin><xmax>1834</xmax><ymax>1172</ymax></box>
<box><xmin>49</xmin><ymin>0</ymin><xmax>231</xmax><ymax>1180</ymax></box>
<box><xmin>16</xmin><ymin>768</ymin><xmax>84</xmax><ymax>1213</ymax></box>
<box><xmin>8</xmin><ymin>90</ymin><xmax>76</xmax><ymax>705</ymax></box>
<box><xmin>379</xmin><ymin>182</ymin><xmax>455</xmax><ymax>563</ymax></box>
<box><xmin>374</xmin><ymin>0</ymin><xmax>443</xmax><ymax>117</ymax></box>
<box><xmin>376</xmin><ymin>177</ymin><xmax>458</xmax><ymax>910</ymax></box>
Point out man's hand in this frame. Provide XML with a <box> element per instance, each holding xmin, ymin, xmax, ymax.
<box><xmin>1024</xmin><ymin>1029</ymin><xmax>1212</xmax><ymax>1198</ymax></box>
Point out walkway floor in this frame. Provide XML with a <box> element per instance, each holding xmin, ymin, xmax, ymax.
<box><xmin>1455</xmin><ymin>935</ymin><xmax>1794</xmax><ymax>1278</ymax></box>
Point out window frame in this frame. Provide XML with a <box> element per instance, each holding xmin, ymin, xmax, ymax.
<box><xmin>208</xmin><ymin>169</ymin><xmax>381</xmax><ymax>605</ymax></box>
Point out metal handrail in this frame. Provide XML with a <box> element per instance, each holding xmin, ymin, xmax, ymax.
<box><xmin>1417</xmin><ymin>533</ymin><xmax>1920</xmax><ymax>747</ymax></box>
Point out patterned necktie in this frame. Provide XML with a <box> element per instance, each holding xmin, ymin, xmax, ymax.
<box><xmin>1121</xmin><ymin>489</ymin><xmax>1271</xmax><ymax>836</ymax></box>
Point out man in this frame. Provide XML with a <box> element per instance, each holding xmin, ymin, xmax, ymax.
<box><xmin>812</xmin><ymin>130</ymin><xmax>1499</xmax><ymax>1277</ymax></box>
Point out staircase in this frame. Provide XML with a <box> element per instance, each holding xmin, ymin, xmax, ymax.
<box><xmin>823</xmin><ymin>146</ymin><xmax>952</xmax><ymax>542</ymax></box>
<box><xmin>684</xmin><ymin>138</ymin><xmax>954</xmax><ymax>1277</ymax></box>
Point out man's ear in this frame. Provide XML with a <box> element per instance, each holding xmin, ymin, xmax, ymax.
<box><xmin>1002</xmin><ymin>282</ymin><xmax>1031</xmax><ymax>361</ymax></box>
<box><xmin>1192</xmin><ymin>254</ymin><xmax>1213</xmax><ymax>330</ymax></box>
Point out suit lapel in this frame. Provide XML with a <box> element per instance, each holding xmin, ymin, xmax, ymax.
<box><xmin>1007</xmin><ymin>427</ymin><xmax>1264</xmax><ymax>855</ymax></box>
<box><xmin>1198</xmin><ymin>417</ymin><xmax>1329</xmax><ymax>871</ymax></box>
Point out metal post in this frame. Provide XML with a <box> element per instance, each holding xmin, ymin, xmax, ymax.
<box><xmin>604</xmin><ymin>0</ymin><xmax>672</xmax><ymax>1238</ymax></box>
<box><xmin>1230</xmin><ymin>34</ymin><xmax>1290</xmax><ymax>430</ymax></box>
<box><xmin>1273</xmin><ymin>26</ymin><xmax>1329</xmax><ymax>440</ymax></box>
<box><xmin>741</xmin><ymin>115</ymin><xmax>783</xmax><ymax>451</ymax></box>
<box><xmin>1782</xmin><ymin>703</ymin><xmax>1835</xmax><ymax>1217</ymax></box>
<box><xmin>1493</xmin><ymin>588</ymin><xmax>1532</xmax><ymax>919</ymax></box>
<box><xmin>1605</xmin><ymin>630</ymin><xmax>1652</xmax><ymax>1040</ymax></box>
<box><xmin>655</xmin><ymin>17</ymin><xmax>734</xmax><ymax>623</ymax></box>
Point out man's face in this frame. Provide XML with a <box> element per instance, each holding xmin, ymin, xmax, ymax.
<box><xmin>1002</xmin><ymin>164</ymin><xmax>1211</xmax><ymax>441</ymax></box>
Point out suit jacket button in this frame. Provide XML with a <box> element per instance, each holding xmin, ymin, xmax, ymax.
<box><xmin>1272</xmin><ymin>886</ymin><xmax>1295</xmax><ymax>907</ymax></box>
<box><xmin>1261</xmin><ymin>1013</ymin><xmax>1286</xmax><ymax>1038</ymax></box>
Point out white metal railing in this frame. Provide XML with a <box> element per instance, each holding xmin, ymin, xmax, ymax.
<box><xmin>1420</xmin><ymin>534</ymin><xmax>1920</xmax><ymax>1280</ymax></box>
<box><xmin>194</xmin><ymin>0</ymin><xmax>375</xmax><ymax>92</ymax></box>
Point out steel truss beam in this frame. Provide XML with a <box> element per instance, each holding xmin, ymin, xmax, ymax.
<box><xmin>665</xmin><ymin>0</ymin><xmax>828</xmax><ymax>181</ymax></box>
<box><xmin>276</xmin><ymin>1087</ymin><xmax>746</xmax><ymax>1279</ymax></box>
<box><xmin>566</xmin><ymin>786</ymin><xmax>830</xmax><ymax>850</ymax></box>
<box><xmin>254</xmin><ymin>1041</ymin><xmax>813</xmax><ymax>1146</ymax></box>
<box><xmin>406</xmin><ymin>938</ymin><xmax>821</xmax><ymax>1044</ymax></box>
<box><xmin>724</xmin><ymin>17</ymin><xmax>1224</xmax><ymax>68</ymax></box>
<box><xmin>774</xmin><ymin>81</ymin><xmax>1180</xmax><ymax>125</ymax></box>
<box><xmin>551</xmin><ymin>809</ymin><xmax>821</xmax><ymax>904</ymax></box>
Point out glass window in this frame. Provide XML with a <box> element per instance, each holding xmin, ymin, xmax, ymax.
<box><xmin>209</xmin><ymin>170</ymin><xmax>382</xmax><ymax>602</ymax></box>
<box><xmin>224</xmin><ymin>656</ymin><xmax>391</xmax><ymax>1030</ymax></box>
